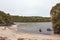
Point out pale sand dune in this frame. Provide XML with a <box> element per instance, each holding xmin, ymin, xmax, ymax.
<box><xmin>0</xmin><ymin>27</ymin><xmax>60</xmax><ymax>40</ymax></box>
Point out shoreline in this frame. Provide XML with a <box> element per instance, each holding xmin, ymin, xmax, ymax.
<box><xmin>0</xmin><ymin>27</ymin><xmax>60</xmax><ymax>40</ymax></box>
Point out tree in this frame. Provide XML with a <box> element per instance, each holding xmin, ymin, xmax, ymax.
<box><xmin>50</xmin><ymin>3</ymin><xmax>60</xmax><ymax>34</ymax></box>
<box><xmin>0</xmin><ymin>16</ymin><xmax>5</xmax><ymax>24</ymax></box>
<box><xmin>0</xmin><ymin>10</ymin><xmax>14</xmax><ymax>29</ymax></box>
<box><xmin>4</xmin><ymin>13</ymin><xmax>13</xmax><ymax>25</ymax></box>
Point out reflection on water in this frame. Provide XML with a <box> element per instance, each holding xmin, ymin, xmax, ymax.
<box><xmin>16</xmin><ymin>22</ymin><xmax>54</xmax><ymax>35</ymax></box>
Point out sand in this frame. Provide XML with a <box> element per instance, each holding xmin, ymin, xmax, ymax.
<box><xmin>0</xmin><ymin>27</ymin><xmax>60</xmax><ymax>40</ymax></box>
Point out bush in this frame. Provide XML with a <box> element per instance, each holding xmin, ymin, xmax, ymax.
<box><xmin>50</xmin><ymin>3</ymin><xmax>60</xmax><ymax>34</ymax></box>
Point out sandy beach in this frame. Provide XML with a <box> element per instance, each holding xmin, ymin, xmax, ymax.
<box><xmin>0</xmin><ymin>27</ymin><xmax>60</xmax><ymax>40</ymax></box>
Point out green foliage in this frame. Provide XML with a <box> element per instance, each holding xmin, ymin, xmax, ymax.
<box><xmin>53</xmin><ymin>21</ymin><xmax>60</xmax><ymax>34</ymax></box>
<box><xmin>50</xmin><ymin>3</ymin><xmax>60</xmax><ymax>34</ymax></box>
<box><xmin>4</xmin><ymin>13</ymin><xmax>13</xmax><ymax>24</ymax></box>
<box><xmin>12</xmin><ymin>16</ymin><xmax>51</xmax><ymax>22</ymax></box>
<box><xmin>0</xmin><ymin>11</ymin><xmax>14</xmax><ymax>25</ymax></box>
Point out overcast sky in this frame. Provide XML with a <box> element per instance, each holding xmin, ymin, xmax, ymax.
<box><xmin>0</xmin><ymin>0</ymin><xmax>60</xmax><ymax>17</ymax></box>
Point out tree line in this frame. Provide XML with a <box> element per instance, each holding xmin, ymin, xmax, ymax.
<box><xmin>12</xmin><ymin>16</ymin><xmax>51</xmax><ymax>22</ymax></box>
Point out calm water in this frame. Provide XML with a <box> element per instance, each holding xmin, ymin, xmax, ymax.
<box><xmin>16</xmin><ymin>22</ymin><xmax>54</xmax><ymax>34</ymax></box>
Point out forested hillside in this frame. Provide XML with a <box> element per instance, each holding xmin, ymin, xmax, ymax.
<box><xmin>12</xmin><ymin>16</ymin><xmax>51</xmax><ymax>22</ymax></box>
<box><xmin>0</xmin><ymin>11</ymin><xmax>13</xmax><ymax>25</ymax></box>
